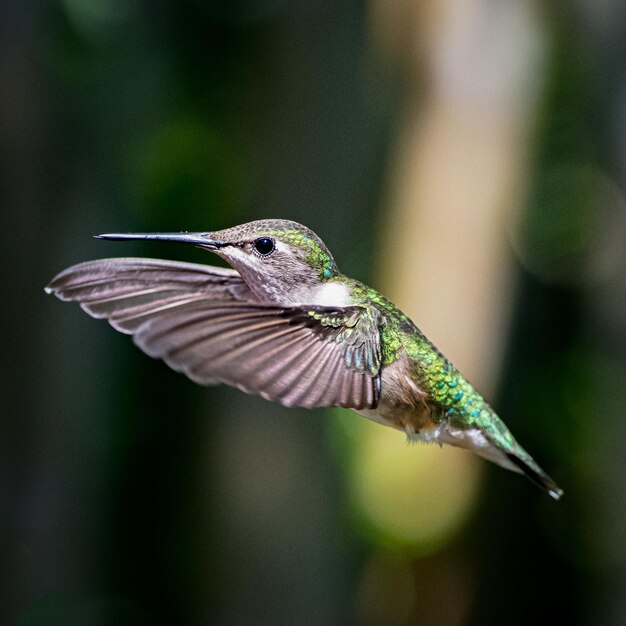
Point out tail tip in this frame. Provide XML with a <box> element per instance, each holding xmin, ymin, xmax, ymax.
<box><xmin>547</xmin><ymin>486</ymin><xmax>564</xmax><ymax>501</ymax></box>
<box><xmin>507</xmin><ymin>453</ymin><xmax>563</xmax><ymax>501</ymax></box>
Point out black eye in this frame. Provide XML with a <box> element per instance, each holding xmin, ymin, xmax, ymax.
<box><xmin>254</xmin><ymin>237</ymin><xmax>275</xmax><ymax>256</ymax></box>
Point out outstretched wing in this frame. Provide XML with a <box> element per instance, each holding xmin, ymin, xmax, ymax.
<box><xmin>45</xmin><ymin>257</ymin><xmax>254</xmax><ymax>332</ymax></box>
<box><xmin>134</xmin><ymin>302</ymin><xmax>381</xmax><ymax>409</ymax></box>
<box><xmin>46</xmin><ymin>260</ymin><xmax>381</xmax><ymax>410</ymax></box>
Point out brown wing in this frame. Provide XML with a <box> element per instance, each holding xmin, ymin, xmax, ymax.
<box><xmin>132</xmin><ymin>302</ymin><xmax>381</xmax><ymax>410</ymax></box>
<box><xmin>46</xmin><ymin>259</ymin><xmax>381</xmax><ymax>409</ymax></box>
<box><xmin>45</xmin><ymin>257</ymin><xmax>254</xmax><ymax>332</ymax></box>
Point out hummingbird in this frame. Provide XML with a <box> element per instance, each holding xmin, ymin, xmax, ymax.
<box><xmin>46</xmin><ymin>219</ymin><xmax>563</xmax><ymax>499</ymax></box>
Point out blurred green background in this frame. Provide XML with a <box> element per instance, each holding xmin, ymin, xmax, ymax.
<box><xmin>2</xmin><ymin>1</ymin><xmax>625</xmax><ymax>624</ymax></box>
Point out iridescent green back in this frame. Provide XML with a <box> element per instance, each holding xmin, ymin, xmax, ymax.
<box><xmin>401</xmin><ymin>330</ymin><xmax>523</xmax><ymax>455</ymax></box>
<box><xmin>345</xmin><ymin>278</ymin><xmax>523</xmax><ymax>456</ymax></box>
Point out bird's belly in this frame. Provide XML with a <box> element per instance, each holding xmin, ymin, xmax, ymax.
<box><xmin>355</xmin><ymin>402</ymin><xmax>435</xmax><ymax>437</ymax></box>
<box><xmin>354</xmin><ymin>407</ymin><xmax>398</xmax><ymax>429</ymax></box>
<box><xmin>355</xmin><ymin>355</ymin><xmax>436</xmax><ymax>437</ymax></box>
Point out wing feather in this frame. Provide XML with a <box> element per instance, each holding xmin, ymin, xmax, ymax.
<box><xmin>140</xmin><ymin>304</ymin><xmax>382</xmax><ymax>409</ymax></box>
<box><xmin>47</xmin><ymin>261</ymin><xmax>382</xmax><ymax>409</ymax></box>
<box><xmin>46</xmin><ymin>257</ymin><xmax>254</xmax><ymax>335</ymax></box>
<box><xmin>286</xmin><ymin>343</ymin><xmax>341</xmax><ymax>408</ymax></box>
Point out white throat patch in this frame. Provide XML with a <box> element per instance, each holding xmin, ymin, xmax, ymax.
<box><xmin>314</xmin><ymin>281</ymin><xmax>352</xmax><ymax>307</ymax></box>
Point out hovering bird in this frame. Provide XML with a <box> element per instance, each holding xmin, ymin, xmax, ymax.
<box><xmin>46</xmin><ymin>219</ymin><xmax>562</xmax><ymax>499</ymax></box>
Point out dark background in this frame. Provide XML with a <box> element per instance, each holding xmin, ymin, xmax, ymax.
<box><xmin>2</xmin><ymin>1</ymin><xmax>625</xmax><ymax>624</ymax></box>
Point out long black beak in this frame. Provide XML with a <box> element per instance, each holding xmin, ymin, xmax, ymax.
<box><xmin>95</xmin><ymin>232</ymin><xmax>226</xmax><ymax>250</ymax></box>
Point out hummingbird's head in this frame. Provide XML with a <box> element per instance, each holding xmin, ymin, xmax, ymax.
<box><xmin>97</xmin><ymin>219</ymin><xmax>339</xmax><ymax>303</ymax></box>
<box><xmin>203</xmin><ymin>219</ymin><xmax>339</xmax><ymax>301</ymax></box>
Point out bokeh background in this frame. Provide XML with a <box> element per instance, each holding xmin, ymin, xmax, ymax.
<box><xmin>2</xmin><ymin>0</ymin><xmax>626</xmax><ymax>624</ymax></box>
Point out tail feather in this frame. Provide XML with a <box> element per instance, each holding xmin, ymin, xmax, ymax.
<box><xmin>439</xmin><ymin>424</ymin><xmax>564</xmax><ymax>500</ymax></box>
<box><xmin>506</xmin><ymin>453</ymin><xmax>563</xmax><ymax>500</ymax></box>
